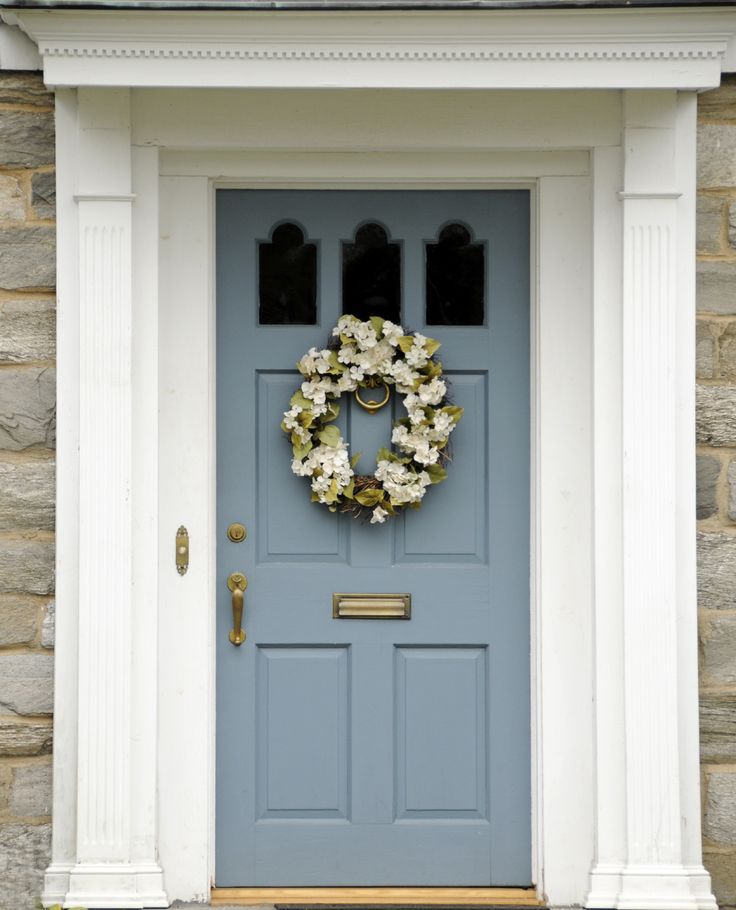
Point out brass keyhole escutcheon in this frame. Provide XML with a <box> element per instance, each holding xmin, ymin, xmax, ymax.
<box><xmin>354</xmin><ymin>382</ymin><xmax>391</xmax><ymax>414</ymax></box>
<box><xmin>227</xmin><ymin>522</ymin><xmax>247</xmax><ymax>543</ymax></box>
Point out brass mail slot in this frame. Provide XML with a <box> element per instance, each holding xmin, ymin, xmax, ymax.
<box><xmin>332</xmin><ymin>593</ymin><xmax>411</xmax><ymax>619</ymax></box>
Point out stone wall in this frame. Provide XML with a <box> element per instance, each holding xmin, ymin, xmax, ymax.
<box><xmin>0</xmin><ymin>71</ymin><xmax>55</xmax><ymax>910</ymax></box>
<box><xmin>698</xmin><ymin>74</ymin><xmax>736</xmax><ymax>910</ymax></box>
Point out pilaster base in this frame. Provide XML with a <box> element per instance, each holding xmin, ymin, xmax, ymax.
<box><xmin>587</xmin><ymin>864</ymin><xmax>718</xmax><ymax>910</ymax></box>
<box><xmin>44</xmin><ymin>862</ymin><xmax>168</xmax><ymax>909</ymax></box>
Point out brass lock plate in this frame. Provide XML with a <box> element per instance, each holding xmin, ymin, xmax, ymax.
<box><xmin>176</xmin><ymin>526</ymin><xmax>189</xmax><ymax>575</ymax></box>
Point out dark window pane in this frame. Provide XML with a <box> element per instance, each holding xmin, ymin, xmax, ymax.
<box><xmin>259</xmin><ymin>222</ymin><xmax>317</xmax><ymax>325</ymax></box>
<box><xmin>342</xmin><ymin>223</ymin><xmax>401</xmax><ymax>323</ymax></box>
<box><xmin>426</xmin><ymin>223</ymin><xmax>485</xmax><ymax>326</ymax></box>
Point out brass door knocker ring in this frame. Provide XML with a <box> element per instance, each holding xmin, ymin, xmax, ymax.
<box><xmin>354</xmin><ymin>381</ymin><xmax>391</xmax><ymax>414</ymax></box>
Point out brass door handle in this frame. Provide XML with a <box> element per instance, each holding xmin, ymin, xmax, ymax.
<box><xmin>227</xmin><ymin>572</ymin><xmax>248</xmax><ymax>646</ymax></box>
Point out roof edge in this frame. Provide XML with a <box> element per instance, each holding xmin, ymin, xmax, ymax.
<box><xmin>1</xmin><ymin>0</ymin><xmax>735</xmax><ymax>10</ymax></box>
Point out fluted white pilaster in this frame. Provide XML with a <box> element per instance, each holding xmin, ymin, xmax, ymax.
<box><xmin>76</xmin><ymin>199</ymin><xmax>133</xmax><ymax>864</ymax></box>
<box><xmin>42</xmin><ymin>88</ymin><xmax>166</xmax><ymax>910</ymax></box>
<box><xmin>587</xmin><ymin>90</ymin><xmax>716</xmax><ymax>910</ymax></box>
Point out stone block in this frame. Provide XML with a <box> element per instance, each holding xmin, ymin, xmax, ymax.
<box><xmin>699</xmin><ymin>124</ymin><xmax>736</xmax><ymax>188</ymax></box>
<box><xmin>729</xmin><ymin>203</ymin><xmax>736</xmax><ymax>250</ymax></box>
<box><xmin>698</xmin><ymin>531</ymin><xmax>736</xmax><ymax>610</ymax></box>
<box><xmin>697</xmin><ymin>260</ymin><xmax>736</xmax><ymax>315</ymax></box>
<box><xmin>697</xmin><ymin>454</ymin><xmax>721</xmax><ymax>519</ymax></box>
<box><xmin>701</xmin><ymin>694</ymin><xmax>736</xmax><ymax>763</ymax></box>
<box><xmin>0</xmin><ymin>720</ymin><xmax>52</xmax><ymax>757</ymax></box>
<box><xmin>0</xmin><ymin>596</ymin><xmax>38</xmax><ymax>646</ymax></box>
<box><xmin>0</xmin><ymin>73</ymin><xmax>53</xmax><ymax>108</ymax></box>
<box><xmin>697</xmin><ymin>321</ymin><xmax>717</xmax><ymax>379</ymax></box>
<box><xmin>699</xmin><ymin>76</ymin><xmax>736</xmax><ymax>121</ymax></box>
<box><xmin>705</xmin><ymin>772</ymin><xmax>736</xmax><ymax>844</ymax></box>
<box><xmin>10</xmin><ymin>763</ymin><xmax>52</xmax><ymax>817</ymax></box>
<box><xmin>0</xmin><ymin>297</ymin><xmax>56</xmax><ymax>363</ymax></box>
<box><xmin>697</xmin><ymin>384</ymin><xmax>736</xmax><ymax>446</ymax></box>
<box><xmin>0</xmin><ymin>366</ymin><xmax>55</xmax><ymax>450</ymax></box>
<box><xmin>701</xmin><ymin>613</ymin><xmax>736</xmax><ymax>686</ymax></box>
<box><xmin>698</xmin><ymin>195</ymin><xmax>724</xmax><ymax>253</ymax></box>
<box><xmin>0</xmin><ymin>460</ymin><xmax>54</xmax><ymax>532</ymax></box>
<box><xmin>31</xmin><ymin>171</ymin><xmax>55</xmax><ymax>221</ymax></box>
<box><xmin>704</xmin><ymin>851</ymin><xmax>736</xmax><ymax>909</ymax></box>
<box><xmin>0</xmin><ymin>653</ymin><xmax>53</xmax><ymax>715</ymax></box>
<box><xmin>0</xmin><ymin>175</ymin><xmax>25</xmax><ymax>222</ymax></box>
<box><xmin>720</xmin><ymin>322</ymin><xmax>736</xmax><ymax>381</ymax></box>
<box><xmin>0</xmin><ymin>538</ymin><xmax>54</xmax><ymax>595</ymax></box>
<box><xmin>0</xmin><ymin>225</ymin><xmax>55</xmax><ymax>290</ymax></box>
<box><xmin>697</xmin><ymin>385</ymin><xmax>736</xmax><ymax>446</ymax></box>
<box><xmin>0</xmin><ymin>109</ymin><xmax>54</xmax><ymax>170</ymax></box>
<box><xmin>40</xmin><ymin>600</ymin><xmax>54</xmax><ymax>649</ymax></box>
<box><xmin>729</xmin><ymin>459</ymin><xmax>736</xmax><ymax>522</ymax></box>
<box><xmin>0</xmin><ymin>823</ymin><xmax>50</xmax><ymax>910</ymax></box>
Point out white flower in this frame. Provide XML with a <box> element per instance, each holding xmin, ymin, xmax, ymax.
<box><xmin>405</xmin><ymin>334</ymin><xmax>430</xmax><ymax>368</ymax></box>
<box><xmin>375</xmin><ymin>459</ymin><xmax>431</xmax><ymax>505</ymax></box>
<box><xmin>370</xmin><ymin>506</ymin><xmax>389</xmax><ymax>524</ymax></box>
<box><xmin>381</xmin><ymin>321</ymin><xmax>404</xmax><ymax>345</ymax></box>
<box><xmin>338</xmin><ymin>345</ymin><xmax>357</xmax><ymax>364</ymax></box>
<box><xmin>417</xmin><ymin>377</ymin><xmax>446</xmax><ymax>406</ymax></box>
<box><xmin>390</xmin><ymin>360</ymin><xmax>420</xmax><ymax>393</ymax></box>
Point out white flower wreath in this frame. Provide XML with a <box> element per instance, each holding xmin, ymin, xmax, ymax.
<box><xmin>281</xmin><ymin>314</ymin><xmax>463</xmax><ymax>524</ymax></box>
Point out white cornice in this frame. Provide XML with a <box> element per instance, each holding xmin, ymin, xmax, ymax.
<box><xmin>4</xmin><ymin>8</ymin><xmax>736</xmax><ymax>88</ymax></box>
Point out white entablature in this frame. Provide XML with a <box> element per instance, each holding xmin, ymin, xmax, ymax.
<box><xmin>4</xmin><ymin>7</ymin><xmax>736</xmax><ymax>89</ymax></box>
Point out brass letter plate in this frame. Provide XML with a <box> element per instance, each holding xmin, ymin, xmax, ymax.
<box><xmin>332</xmin><ymin>593</ymin><xmax>411</xmax><ymax>619</ymax></box>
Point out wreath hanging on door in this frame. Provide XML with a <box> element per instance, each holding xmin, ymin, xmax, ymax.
<box><xmin>281</xmin><ymin>315</ymin><xmax>463</xmax><ymax>524</ymax></box>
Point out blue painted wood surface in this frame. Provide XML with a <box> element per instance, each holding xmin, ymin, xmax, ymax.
<box><xmin>216</xmin><ymin>190</ymin><xmax>531</xmax><ymax>886</ymax></box>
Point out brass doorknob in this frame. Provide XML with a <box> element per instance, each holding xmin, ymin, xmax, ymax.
<box><xmin>227</xmin><ymin>572</ymin><xmax>248</xmax><ymax>645</ymax></box>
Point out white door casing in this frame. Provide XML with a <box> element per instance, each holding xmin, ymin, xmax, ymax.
<box><xmin>4</xmin><ymin>7</ymin><xmax>735</xmax><ymax>909</ymax></box>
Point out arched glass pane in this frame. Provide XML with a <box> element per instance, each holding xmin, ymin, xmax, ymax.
<box><xmin>426</xmin><ymin>223</ymin><xmax>485</xmax><ymax>326</ymax></box>
<box><xmin>342</xmin><ymin>222</ymin><xmax>401</xmax><ymax>323</ymax></box>
<box><xmin>259</xmin><ymin>222</ymin><xmax>317</xmax><ymax>325</ymax></box>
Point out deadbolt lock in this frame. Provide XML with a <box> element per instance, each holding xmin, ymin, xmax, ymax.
<box><xmin>227</xmin><ymin>522</ymin><xmax>247</xmax><ymax>543</ymax></box>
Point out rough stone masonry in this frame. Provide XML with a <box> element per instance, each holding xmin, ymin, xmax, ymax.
<box><xmin>697</xmin><ymin>74</ymin><xmax>736</xmax><ymax>910</ymax></box>
<box><xmin>0</xmin><ymin>70</ymin><xmax>55</xmax><ymax>910</ymax></box>
<box><xmin>1</xmin><ymin>68</ymin><xmax>736</xmax><ymax>910</ymax></box>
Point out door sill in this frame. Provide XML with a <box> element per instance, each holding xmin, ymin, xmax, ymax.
<box><xmin>211</xmin><ymin>888</ymin><xmax>542</xmax><ymax>906</ymax></box>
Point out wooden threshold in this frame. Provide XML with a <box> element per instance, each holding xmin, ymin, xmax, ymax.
<box><xmin>211</xmin><ymin>887</ymin><xmax>543</xmax><ymax>906</ymax></box>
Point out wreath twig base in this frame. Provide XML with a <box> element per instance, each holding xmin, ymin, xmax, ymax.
<box><xmin>281</xmin><ymin>314</ymin><xmax>463</xmax><ymax>524</ymax></box>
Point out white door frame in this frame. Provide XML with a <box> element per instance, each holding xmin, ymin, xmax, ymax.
<box><xmin>6</xmin><ymin>7</ymin><xmax>736</xmax><ymax>910</ymax></box>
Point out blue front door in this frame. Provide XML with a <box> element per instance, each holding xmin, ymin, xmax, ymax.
<box><xmin>216</xmin><ymin>190</ymin><xmax>530</xmax><ymax>887</ymax></box>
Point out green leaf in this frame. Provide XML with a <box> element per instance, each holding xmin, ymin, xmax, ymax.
<box><xmin>369</xmin><ymin>315</ymin><xmax>385</xmax><ymax>335</ymax></box>
<box><xmin>424</xmin><ymin>337</ymin><xmax>441</xmax><ymax>357</ymax></box>
<box><xmin>376</xmin><ymin>447</ymin><xmax>393</xmax><ymax>463</ymax></box>
<box><xmin>425</xmin><ymin>463</ymin><xmax>448</xmax><ymax>484</ymax></box>
<box><xmin>292</xmin><ymin>440</ymin><xmax>313</xmax><ymax>460</ymax></box>
<box><xmin>317</xmin><ymin>425</ymin><xmax>342</xmax><ymax>447</ymax></box>
<box><xmin>350</xmin><ymin>451</ymin><xmax>362</xmax><ymax>468</ymax></box>
<box><xmin>425</xmin><ymin>360</ymin><xmax>443</xmax><ymax>379</ymax></box>
<box><xmin>323</xmin><ymin>478</ymin><xmax>340</xmax><ymax>504</ymax></box>
<box><xmin>323</xmin><ymin>401</ymin><xmax>340</xmax><ymax>423</ymax></box>
<box><xmin>290</xmin><ymin>390</ymin><xmax>312</xmax><ymax>409</ymax></box>
<box><xmin>442</xmin><ymin>405</ymin><xmax>464</xmax><ymax>424</ymax></box>
<box><xmin>397</xmin><ymin>335</ymin><xmax>415</xmax><ymax>354</ymax></box>
<box><xmin>327</xmin><ymin>349</ymin><xmax>345</xmax><ymax>373</ymax></box>
<box><xmin>355</xmin><ymin>488</ymin><xmax>385</xmax><ymax>507</ymax></box>
<box><xmin>343</xmin><ymin>479</ymin><xmax>355</xmax><ymax>499</ymax></box>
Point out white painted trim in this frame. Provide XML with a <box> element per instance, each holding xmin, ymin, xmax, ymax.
<box><xmin>0</xmin><ymin>21</ymin><xmax>41</xmax><ymax>70</ymax></box>
<box><xmin>4</xmin><ymin>8</ymin><xmax>736</xmax><ymax>90</ymax></box>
